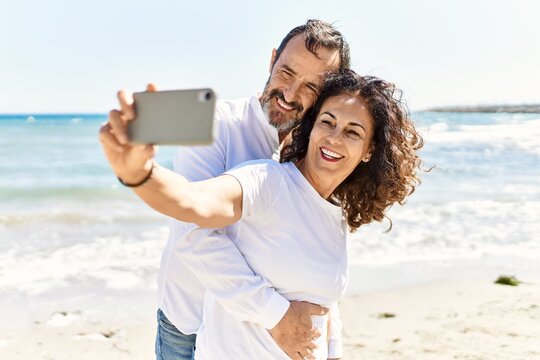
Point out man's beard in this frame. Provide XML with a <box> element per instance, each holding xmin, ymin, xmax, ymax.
<box><xmin>260</xmin><ymin>87</ymin><xmax>304</xmax><ymax>133</ymax></box>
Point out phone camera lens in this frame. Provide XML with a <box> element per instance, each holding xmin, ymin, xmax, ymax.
<box><xmin>199</xmin><ymin>91</ymin><xmax>212</xmax><ymax>102</ymax></box>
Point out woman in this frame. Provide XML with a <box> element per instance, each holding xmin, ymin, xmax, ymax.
<box><xmin>106</xmin><ymin>70</ymin><xmax>423</xmax><ymax>359</ymax></box>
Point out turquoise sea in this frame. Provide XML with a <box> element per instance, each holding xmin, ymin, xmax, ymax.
<box><xmin>1</xmin><ymin>111</ymin><xmax>539</xmax><ymax>324</ymax></box>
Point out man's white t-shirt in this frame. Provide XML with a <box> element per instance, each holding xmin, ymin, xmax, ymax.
<box><xmin>194</xmin><ymin>160</ymin><xmax>348</xmax><ymax>359</ymax></box>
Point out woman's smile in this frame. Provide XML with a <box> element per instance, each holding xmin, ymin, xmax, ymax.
<box><xmin>319</xmin><ymin>146</ymin><xmax>344</xmax><ymax>162</ymax></box>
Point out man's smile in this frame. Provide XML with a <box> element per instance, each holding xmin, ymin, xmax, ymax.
<box><xmin>276</xmin><ymin>97</ymin><xmax>295</xmax><ymax>111</ymax></box>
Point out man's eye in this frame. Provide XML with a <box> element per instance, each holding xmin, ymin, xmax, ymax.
<box><xmin>307</xmin><ymin>85</ymin><xmax>318</xmax><ymax>94</ymax></box>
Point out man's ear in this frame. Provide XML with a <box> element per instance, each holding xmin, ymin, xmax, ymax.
<box><xmin>269</xmin><ymin>48</ymin><xmax>277</xmax><ymax>74</ymax></box>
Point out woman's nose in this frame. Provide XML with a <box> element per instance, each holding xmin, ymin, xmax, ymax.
<box><xmin>327</xmin><ymin>129</ymin><xmax>342</xmax><ymax>144</ymax></box>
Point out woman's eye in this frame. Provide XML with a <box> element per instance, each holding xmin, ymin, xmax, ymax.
<box><xmin>347</xmin><ymin>130</ymin><xmax>361</xmax><ymax>138</ymax></box>
<box><xmin>321</xmin><ymin>119</ymin><xmax>333</xmax><ymax>126</ymax></box>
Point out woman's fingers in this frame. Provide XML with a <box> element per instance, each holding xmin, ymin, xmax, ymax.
<box><xmin>108</xmin><ymin>109</ymin><xmax>130</xmax><ymax>145</ymax></box>
<box><xmin>117</xmin><ymin>89</ymin><xmax>135</xmax><ymax>121</ymax></box>
<box><xmin>113</xmin><ymin>84</ymin><xmax>156</xmax><ymax>144</ymax></box>
<box><xmin>142</xmin><ymin>144</ymin><xmax>158</xmax><ymax>159</ymax></box>
<box><xmin>99</xmin><ymin>122</ymin><xmax>125</xmax><ymax>153</ymax></box>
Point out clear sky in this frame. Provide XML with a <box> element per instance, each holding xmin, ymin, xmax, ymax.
<box><xmin>2</xmin><ymin>0</ymin><xmax>539</xmax><ymax>113</ymax></box>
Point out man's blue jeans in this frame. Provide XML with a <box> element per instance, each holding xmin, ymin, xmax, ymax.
<box><xmin>155</xmin><ymin>309</ymin><xmax>197</xmax><ymax>360</ymax></box>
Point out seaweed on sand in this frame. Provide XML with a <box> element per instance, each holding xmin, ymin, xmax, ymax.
<box><xmin>494</xmin><ymin>275</ymin><xmax>521</xmax><ymax>286</ymax></box>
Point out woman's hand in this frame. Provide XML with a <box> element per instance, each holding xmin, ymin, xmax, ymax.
<box><xmin>99</xmin><ymin>84</ymin><xmax>157</xmax><ymax>183</ymax></box>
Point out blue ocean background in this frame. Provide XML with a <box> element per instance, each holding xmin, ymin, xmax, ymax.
<box><xmin>1</xmin><ymin>111</ymin><xmax>539</xmax><ymax>322</ymax></box>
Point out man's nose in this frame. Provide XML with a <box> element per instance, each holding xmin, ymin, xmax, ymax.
<box><xmin>282</xmin><ymin>81</ymin><xmax>301</xmax><ymax>104</ymax></box>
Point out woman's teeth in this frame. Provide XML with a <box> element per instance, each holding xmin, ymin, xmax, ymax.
<box><xmin>321</xmin><ymin>147</ymin><xmax>344</xmax><ymax>159</ymax></box>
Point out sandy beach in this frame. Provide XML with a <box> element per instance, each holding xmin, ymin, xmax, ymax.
<box><xmin>341</xmin><ymin>280</ymin><xmax>540</xmax><ymax>359</ymax></box>
<box><xmin>1</xmin><ymin>278</ymin><xmax>538</xmax><ymax>359</ymax></box>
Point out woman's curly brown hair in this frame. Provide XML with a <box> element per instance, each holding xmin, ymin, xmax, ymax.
<box><xmin>281</xmin><ymin>70</ymin><xmax>424</xmax><ymax>232</ymax></box>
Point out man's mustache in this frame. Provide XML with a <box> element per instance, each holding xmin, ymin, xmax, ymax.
<box><xmin>268</xmin><ymin>89</ymin><xmax>303</xmax><ymax>113</ymax></box>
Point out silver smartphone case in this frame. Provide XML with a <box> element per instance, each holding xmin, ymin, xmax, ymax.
<box><xmin>128</xmin><ymin>88</ymin><xmax>216</xmax><ymax>145</ymax></box>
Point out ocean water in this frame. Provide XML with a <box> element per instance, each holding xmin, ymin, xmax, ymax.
<box><xmin>1</xmin><ymin>112</ymin><xmax>539</xmax><ymax>323</ymax></box>
<box><xmin>350</xmin><ymin>112</ymin><xmax>540</xmax><ymax>263</ymax></box>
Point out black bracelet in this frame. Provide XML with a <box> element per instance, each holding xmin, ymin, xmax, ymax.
<box><xmin>117</xmin><ymin>162</ymin><xmax>155</xmax><ymax>188</ymax></box>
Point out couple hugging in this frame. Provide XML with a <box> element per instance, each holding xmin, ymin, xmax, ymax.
<box><xmin>100</xmin><ymin>19</ymin><xmax>423</xmax><ymax>360</ymax></box>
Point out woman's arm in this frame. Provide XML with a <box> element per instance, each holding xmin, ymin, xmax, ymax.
<box><xmin>99</xmin><ymin>86</ymin><xmax>243</xmax><ymax>229</ymax></box>
<box><xmin>128</xmin><ymin>163</ymin><xmax>243</xmax><ymax>228</ymax></box>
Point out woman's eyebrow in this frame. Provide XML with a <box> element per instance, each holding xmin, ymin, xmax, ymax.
<box><xmin>320</xmin><ymin>111</ymin><xmax>336</xmax><ymax>120</ymax></box>
<box><xmin>348</xmin><ymin>122</ymin><xmax>366</xmax><ymax>132</ymax></box>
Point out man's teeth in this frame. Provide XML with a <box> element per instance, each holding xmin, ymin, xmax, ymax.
<box><xmin>277</xmin><ymin>98</ymin><xmax>294</xmax><ymax>110</ymax></box>
<box><xmin>321</xmin><ymin>148</ymin><xmax>344</xmax><ymax>159</ymax></box>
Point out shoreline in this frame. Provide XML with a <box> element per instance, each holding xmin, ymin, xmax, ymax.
<box><xmin>423</xmin><ymin>104</ymin><xmax>540</xmax><ymax>113</ymax></box>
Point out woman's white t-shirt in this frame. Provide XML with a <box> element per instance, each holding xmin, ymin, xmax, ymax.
<box><xmin>194</xmin><ymin>160</ymin><xmax>348</xmax><ymax>359</ymax></box>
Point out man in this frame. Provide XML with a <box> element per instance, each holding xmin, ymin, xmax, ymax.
<box><xmin>100</xmin><ymin>19</ymin><xmax>350</xmax><ymax>360</ymax></box>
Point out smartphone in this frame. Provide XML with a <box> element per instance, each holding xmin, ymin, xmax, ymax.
<box><xmin>128</xmin><ymin>88</ymin><xmax>216</xmax><ymax>145</ymax></box>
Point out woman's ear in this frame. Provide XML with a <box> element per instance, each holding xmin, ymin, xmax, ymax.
<box><xmin>364</xmin><ymin>145</ymin><xmax>374</xmax><ymax>162</ymax></box>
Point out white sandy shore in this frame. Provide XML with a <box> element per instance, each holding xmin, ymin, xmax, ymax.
<box><xmin>341</xmin><ymin>280</ymin><xmax>540</xmax><ymax>359</ymax></box>
<box><xmin>1</xmin><ymin>280</ymin><xmax>538</xmax><ymax>359</ymax></box>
